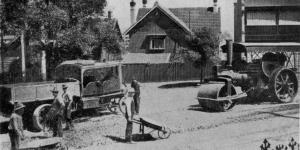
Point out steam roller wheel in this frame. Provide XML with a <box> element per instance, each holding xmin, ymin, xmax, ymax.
<box><xmin>270</xmin><ymin>67</ymin><xmax>298</xmax><ymax>103</ymax></box>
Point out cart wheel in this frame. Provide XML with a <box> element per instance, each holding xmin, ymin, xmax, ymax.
<box><xmin>33</xmin><ymin>104</ymin><xmax>51</xmax><ymax>131</ymax></box>
<box><xmin>107</xmin><ymin>97</ymin><xmax>120</xmax><ymax>114</ymax></box>
<box><xmin>118</xmin><ymin>97</ymin><xmax>126</xmax><ymax>115</ymax></box>
<box><xmin>158</xmin><ymin>127</ymin><xmax>171</xmax><ymax>139</ymax></box>
<box><xmin>56</xmin><ymin>142</ymin><xmax>68</xmax><ymax>150</ymax></box>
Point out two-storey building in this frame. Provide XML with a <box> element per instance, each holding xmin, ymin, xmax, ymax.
<box><xmin>232</xmin><ymin>0</ymin><xmax>300</xmax><ymax>77</ymax></box>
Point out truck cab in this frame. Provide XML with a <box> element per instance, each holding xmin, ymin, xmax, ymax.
<box><xmin>55</xmin><ymin>60</ymin><xmax>124</xmax><ymax>109</ymax></box>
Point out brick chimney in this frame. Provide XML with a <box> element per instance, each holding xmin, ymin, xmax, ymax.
<box><xmin>143</xmin><ymin>0</ymin><xmax>147</xmax><ymax>8</ymax></box>
<box><xmin>213</xmin><ymin>0</ymin><xmax>218</xmax><ymax>13</ymax></box>
<box><xmin>108</xmin><ymin>10</ymin><xmax>112</xmax><ymax>19</ymax></box>
<box><xmin>130</xmin><ymin>0</ymin><xmax>136</xmax><ymax>25</ymax></box>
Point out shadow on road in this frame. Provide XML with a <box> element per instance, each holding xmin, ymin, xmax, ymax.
<box><xmin>259</xmin><ymin>111</ymin><xmax>299</xmax><ymax>119</ymax></box>
<box><xmin>105</xmin><ymin>135</ymin><xmax>126</xmax><ymax>143</ymax></box>
<box><xmin>187</xmin><ymin>104</ymin><xmax>220</xmax><ymax>113</ymax></box>
<box><xmin>73</xmin><ymin>110</ymin><xmax>114</xmax><ymax>124</ymax></box>
<box><xmin>158</xmin><ymin>82</ymin><xmax>200</xmax><ymax>89</ymax></box>
<box><xmin>106</xmin><ymin>133</ymin><xmax>156</xmax><ymax>143</ymax></box>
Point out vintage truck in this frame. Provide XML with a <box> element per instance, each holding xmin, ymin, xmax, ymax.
<box><xmin>0</xmin><ymin>60</ymin><xmax>125</xmax><ymax>131</ymax></box>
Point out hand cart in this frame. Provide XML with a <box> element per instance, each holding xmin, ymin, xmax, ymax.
<box><xmin>132</xmin><ymin>117</ymin><xmax>171</xmax><ymax>139</ymax></box>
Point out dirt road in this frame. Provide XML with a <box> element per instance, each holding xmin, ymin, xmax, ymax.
<box><xmin>0</xmin><ymin>81</ymin><xmax>299</xmax><ymax>150</ymax></box>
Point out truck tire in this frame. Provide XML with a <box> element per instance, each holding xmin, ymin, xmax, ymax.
<box><xmin>118</xmin><ymin>97</ymin><xmax>126</xmax><ymax>115</ymax></box>
<box><xmin>32</xmin><ymin>104</ymin><xmax>51</xmax><ymax>131</ymax></box>
<box><xmin>107</xmin><ymin>97</ymin><xmax>120</xmax><ymax>114</ymax></box>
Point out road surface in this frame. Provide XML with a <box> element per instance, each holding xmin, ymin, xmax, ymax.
<box><xmin>0</xmin><ymin>81</ymin><xmax>299</xmax><ymax>150</ymax></box>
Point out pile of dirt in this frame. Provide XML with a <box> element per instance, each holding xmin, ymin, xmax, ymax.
<box><xmin>63</xmin><ymin>113</ymin><xmax>125</xmax><ymax>149</ymax></box>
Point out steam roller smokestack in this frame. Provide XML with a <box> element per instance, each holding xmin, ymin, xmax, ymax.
<box><xmin>213</xmin><ymin>0</ymin><xmax>218</xmax><ymax>13</ymax></box>
<box><xmin>226</xmin><ymin>39</ymin><xmax>233</xmax><ymax>68</ymax></box>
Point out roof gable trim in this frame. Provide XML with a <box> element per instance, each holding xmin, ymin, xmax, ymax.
<box><xmin>124</xmin><ymin>3</ymin><xmax>192</xmax><ymax>35</ymax></box>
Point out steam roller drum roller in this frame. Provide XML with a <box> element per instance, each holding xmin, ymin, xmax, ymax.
<box><xmin>197</xmin><ymin>83</ymin><xmax>239</xmax><ymax>112</ymax></box>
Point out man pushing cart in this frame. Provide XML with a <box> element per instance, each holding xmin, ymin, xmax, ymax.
<box><xmin>121</xmin><ymin>87</ymin><xmax>171</xmax><ymax>143</ymax></box>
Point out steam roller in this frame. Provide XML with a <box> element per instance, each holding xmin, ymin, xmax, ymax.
<box><xmin>197</xmin><ymin>40</ymin><xmax>298</xmax><ymax>112</ymax></box>
<box><xmin>197</xmin><ymin>72</ymin><xmax>248</xmax><ymax>112</ymax></box>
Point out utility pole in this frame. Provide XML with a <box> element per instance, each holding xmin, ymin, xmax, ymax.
<box><xmin>0</xmin><ymin>0</ymin><xmax>5</xmax><ymax>75</ymax></box>
<box><xmin>21</xmin><ymin>29</ymin><xmax>26</xmax><ymax>81</ymax></box>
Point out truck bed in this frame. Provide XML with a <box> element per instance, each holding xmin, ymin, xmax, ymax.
<box><xmin>0</xmin><ymin>81</ymin><xmax>80</xmax><ymax>103</ymax></box>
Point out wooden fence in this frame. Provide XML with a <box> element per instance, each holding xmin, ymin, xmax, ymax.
<box><xmin>0</xmin><ymin>67</ymin><xmax>42</xmax><ymax>84</ymax></box>
<box><xmin>122</xmin><ymin>62</ymin><xmax>214</xmax><ymax>83</ymax></box>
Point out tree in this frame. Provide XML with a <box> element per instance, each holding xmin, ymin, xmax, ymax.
<box><xmin>167</xmin><ymin>27</ymin><xmax>221</xmax><ymax>81</ymax></box>
<box><xmin>187</xmin><ymin>27</ymin><xmax>221</xmax><ymax>82</ymax></box>
<box><xmin>2</xmin><ymin>0</ymin><xmax>124</xmax><ymax>81</ymax></box>
<box><xmin>50</xmin><ymin>0</ymin><xmax>107</xmax><ymax>26</ymax></box>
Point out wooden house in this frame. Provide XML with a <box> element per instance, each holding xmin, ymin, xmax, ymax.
<box><xmin>123</xmin><ymin>2</ymin><xmax>221</xmax><ymax>64</ymax></box>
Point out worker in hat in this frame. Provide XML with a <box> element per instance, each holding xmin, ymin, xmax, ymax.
<box><xmin>131</xmin><ymin>78</ymin><xmax>141</xmax><ymax>115</ymax></box>
<box><xmin>62</xmin><ymin>84</ymin><xmax>74</xmax><ymax>130</ymax></box>
<box><xmin>8</xmin><ymin>102</ymin><xmax>25</xmax><ymax>150</ymax></box>
<box><xmin>123</xmin><ymin>88</ymin><xmax>136</xmax><ymax>143</ymax></box>
<box><xmin>47</xmin><ymin>87</ymin><xmax>65</xmax><ymax>137</ymax></box>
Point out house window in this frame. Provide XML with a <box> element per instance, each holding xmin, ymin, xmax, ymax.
<box><xmin>149</xmin><ymin>37</ymin><xmax>165</xmax><ymax>50</ymax></box>
<box><xmin>246</xmin><ymin>10</ymin><xmax>276</xmax><ymax>26</ymax></box>
<box><xmin>279</xmin><ymin>10</ymin><xmax>300</xmax><ymax>25</ymax></box>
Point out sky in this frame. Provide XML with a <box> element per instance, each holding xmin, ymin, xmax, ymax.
<box><xmin>106</xmin><ymin>0</ymin><xmax>236</xmax><ymax>37</ymax></box>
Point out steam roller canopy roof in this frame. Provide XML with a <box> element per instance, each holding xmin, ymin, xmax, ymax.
<box><xmin>221</xmin><ymin>43</ymin><xmax>247</xmax><ymax>53</ymax></box>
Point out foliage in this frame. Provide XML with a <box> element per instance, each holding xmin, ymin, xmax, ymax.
<box><xmin>2</xmin><ymin>0</ymin><xmax>68</xmax><ymax>38</ymax></box>
<box><xmin>186</xmin><ymin>27</ymin><xmax>221</xmax><ymax>68</ymax></box>
<box><xmin>2</xmin><ymin>0</ymin><xmax>122</xmax><ymax>67</ymax></box>
<box><xmin>166</xmin><ymin>27</ymin><xmax>221</xmax><ymax>81</ymax></box>
<box><xmin>49</xmin><ymin>0</ymin><xmax>107</xmax><ymax>26</ymax></box>
<box><xmin>56</xmin><ymin>17</ymin><xmax>122</xmax><ymax>59</ymax></box>
<box><xmin>167</xmin><ymin>27</ymin><xmax>221</xmax><ymax>67</ymax></box>
<box><xmin>1</xmin><ymin>0</ymin><xmax>124</xmax><ymax>82</ymax></box>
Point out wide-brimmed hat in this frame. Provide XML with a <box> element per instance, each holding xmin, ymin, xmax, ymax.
<box><xmin>50</xmin><ymin>87</ymin><xmax>59</xmax><ymax>93</ymax></box>
<box><xmin>14</xmin><ymin>102</ymin><xmax>25</xmax><ymax>111</ymax></box>
<box><xmin>62</xmin><ymin>84</ymin><xmax>68</xmax><ymax>89</ymax></box>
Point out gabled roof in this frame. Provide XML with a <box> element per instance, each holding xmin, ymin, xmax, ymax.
<box><xmin>122</xmin><ymin>53</ymin><xmax>171</xmax><ymax>64</ymax></box>
<box><xmin>124</xmin><ymin>2</ymin><xmax>192</xmax><ymax>35</ymax></box>
<box><xmin>125</xmin><ymin>2</ymin><xmax>221</xmax><ymax>35</ymax></box>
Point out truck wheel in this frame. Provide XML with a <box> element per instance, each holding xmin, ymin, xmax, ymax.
<box><xmin>118</xmin><ymin>97</ymin><xmax>126</xmax><ymax>115</ymax></box>
<box><xmin>32</xmin><ymin>104</ymin><xmax>51</xmax><ymax>131</ymax></box>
